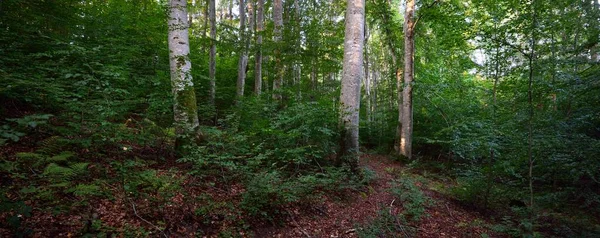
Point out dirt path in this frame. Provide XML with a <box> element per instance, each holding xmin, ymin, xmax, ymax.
<box><xmin>258</xmin><ymin>154</ymin><xmax>500</xmax><ymax>238</ymax></box>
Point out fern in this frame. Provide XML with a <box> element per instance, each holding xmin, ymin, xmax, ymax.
<box><xmin>43</xmin><ymin>163</ymin><xmax>75</xmax><ymax>179</ymax></box>
<box><xmin>36</xmin><ymin>136</ymin><xmax>67</xmax><ymax>156</ymax></box>
<box><xmin>68</xmin><ymin>184</ymin><xmax>102</xmax><ymax>196</ymax></box>
<box><xmin>46</xmin><ymin>151</ymin><xmax>75</xmax><ymax>164</ymax></box>
<box><xmin>15</xmin><ymin>152</ymin><xmax>44</xmax><ymax>162</ymax></box>
<box><xmin>43</xmin><ymin>162</ymin><xmax>88</xmax><ymax>180</ymax></box>
<box><xmin>68</xmin><ymin>162</ymin><xmax>89</xmax><ymax>177</ymax></box>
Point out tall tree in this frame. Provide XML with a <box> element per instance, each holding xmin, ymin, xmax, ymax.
<box><xmin>255</xmin><ymin>0</ymin><xmax>264</xmax><ymax>95</ymax></box>
<box><xmin>168</xmin><ymin>0</ymin><xmax>201</xmax><ymax>153</ymax></box>
<box><xmin>209</xmin><ymin>0</ymin><xmax>217</xmax><ymax>106</ymax></box>
<box><xmin>400</xmin><ymin>0</ymin><xmax>415</xmax><ymax>159</ymax></box>
<box><xmin>339</xmin><ymin>0</ymin><xmax>365</xmax><ymax>171</ymax></box>
<box><xmin>272</xmin><ymin>0</ymin><xmax>284</xmax><ymax>101</ymax></box>
<box><xmin>236</xmin><ymin>0</ymin><xmax>248</xmax><ymax>99</ymax></box>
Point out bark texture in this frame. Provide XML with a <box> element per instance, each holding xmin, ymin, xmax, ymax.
<box><xmin>400</xmin><ymin>0</ymin><xmax>415</xmax><ymax>159</ymax></box>
<box><xmin>339</xmin><ymin>0</ymin><xmax>365</xmax><ymax>170</ymax></box>
<box><xmin>236</xmin><ymin>0</ymin><xmax>248</xmax><ymax>99</ymax></box>
<box><xmin>209</xmin><ymin>0</ymin><xmax>216</xmax><ymax>106</ymax></box>
<box><xmin>168</xmin><ymin>0</ymin><xmax>200</xmax><ymax>153</ymax></box>
<box><xmin>272</xmin><ymin>0</ymin><xmax>283</xmax><ymax>101</ymax></box>
<box><xmin>255</xmin><ymin>0</ymin><xmax>264</xmax><ymax>95</ymax></box>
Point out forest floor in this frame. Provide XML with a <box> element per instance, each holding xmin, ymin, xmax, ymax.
<box><xmin>256</xmin><ymin>154</ymin><xmax>502</xmax><ymax>238</ymax></box>
<box><xmin>1</xmin><ymin>146</ymin><xmax>505</xmax><ymax>237</ymax></box>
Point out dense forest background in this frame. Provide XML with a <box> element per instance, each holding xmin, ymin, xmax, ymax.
<box><xmin>1</xmin><ymin>0</ymin><xmax>599</xmax><ymax>237</ymax></box>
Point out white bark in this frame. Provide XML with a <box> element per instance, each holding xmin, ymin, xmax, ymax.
<box><xmin>255</xmin><ymin>0</ymin><xmax>264</xmax><ymax>95</ymax></box>
<box><xmin>272</xmin><ymin>0</ymin><xmax>283</xmax><ymax>101</ymax></box>
<box><xmin>339</xmin><ymin>0</ymin><xmax>365</xmax><ymax>170</ymax></box>
<box><xmin>168</xmin><ymin>0</ymin><xmax>200</xmax><ymax>151</ymax></box>
<box><xmin>400</xmin><ymin>0</ymin><xmax>415</xmax><ymax>159</ymax></box>
<box><xmin>236</xmin><ymin>0</ymin><xmax>248</xmax><ymax>99</ymax></box>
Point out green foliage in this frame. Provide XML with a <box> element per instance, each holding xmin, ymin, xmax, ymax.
<box><xmin>114</xmin><ymin>159</ymin><xmax>183</xmax><ymax>200</ymax></box>
<box><xmin>391</xmin><ymin>177</ymin><xmax>433</xmax><ymax>222</ymax></box>
<box><xmin>356</xmin><ymin>208</ymin><xmax>416</xmax><ymax>238</ymax></box>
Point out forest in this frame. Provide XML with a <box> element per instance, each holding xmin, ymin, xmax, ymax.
<box><xmin>0</xmin><ymin>0</ymin><xmax>599</xmax><ymax>237</ymax></box>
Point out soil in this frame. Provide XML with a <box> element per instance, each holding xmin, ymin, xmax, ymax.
<box><xmin>256</xmin><ymin>153</ymin><xmax>502</xmax><ymax>238</ymax></box>
<box><xmin>1</xmin><ymin>149</ymin><xmax>503</xmax><ymax>237</ymax></box>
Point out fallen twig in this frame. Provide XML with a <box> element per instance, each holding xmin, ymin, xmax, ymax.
<box><xmin>287</xmin><ymin>210</ymin><xmax>311</xmax><ymax>238</ymax></box>
<box><xmin>127</xmin><ymin>198</ymin><xmax>168</xmax><ymax>238</ymax></box>
<box><xmin>445</xmin><ymin>203</ymin><xmax>456</xmax><ymax>220</ymax></box>
<box><xmin>390</xmin><ymin>199</ymin><xmax>396</xmax><ymax>215</ymax></box>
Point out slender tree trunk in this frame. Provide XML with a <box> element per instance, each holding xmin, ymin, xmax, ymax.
<box><xmin>272</xmin><ymin>0</ymin><xmax>284</xmax><ymax>101</ymax></box>
<box><xmin>209</xmin><ymin>0</ymin><xmax>217</xmax><ymax>106</ymax></box>
<box><xmin>527</xmin><ymin>0</ymin><xmax>538</xmax><ymax>233</ymax></box>
<box><xmin>364</xmin><ymin>21</ymin><xmax>371</xmax><ymax>124</ymax></box>
<box><xmin>228</xmin><ymin>0</ymin><xmax>233</xmax><ymax>20</ymax></box>
<box><xmin>310</xmin><ymin>57</ymin><xmax>317</xmax><ymax>91</ymax></box>
<box><xmin>293</xmin><ymin>0</ymin><xmax>301</xmax><ymax>99</ymax></box>
<box><xmin>400</xmin><ymin>0</ymin><xmax>415</xmax><ymax>159</ymax></box>
<box><xmin>168</xmin><ymin>0</ymin><xmax>201</xmax><ymax>154</ymax></box>
<box><xmin>255</xmin><ymin>0</ymin><xmax>264</xmax><ymax>95</ymax></box>
<box><xmin>338</xmin><ymin>0</ymin><xmax>365</xmax><ymax>171</ymax></box>
<box><xmin>236</xmin><ymin>0</ymin><xmax>248</xmax><ymax>99</ymax></box>
<box><xmin>202</xmin><ymin>0</ymin><xmax>208</xmax><ymax>37</ymax></box>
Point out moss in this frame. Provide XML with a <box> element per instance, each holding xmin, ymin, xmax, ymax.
<box><xmin>173</xmin><ymin>82</ymin><xmax>200</xmax><ymax>156</ymax></box>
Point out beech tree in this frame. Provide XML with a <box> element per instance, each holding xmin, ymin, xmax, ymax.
<box><xmin>168</xmin><ymin>0</ymin><xmax>201</xmax><ymax>153</ymax></box>
<box><xmin>236</xmin><ymin>0</ymin><xmax>248</xmax><ymax>99</ymax></box>
<box><xmin>339</xmin><ymin>0</ymin><xmax>365</xmax><ymax>170</ymax></box>
<box><xmin>272</xmin><ymin>0</ymin><xmax>284</xmax><ymax>101</ymax></box>
<box><xmin>399</xmin><ymin>0</ymin><xmax>415</xmax><ymax>159</ymax></box>
<box><xmin>255</xmin><ymin>0</ymin><xmax>264</xmax><ymax>95</ymax></box>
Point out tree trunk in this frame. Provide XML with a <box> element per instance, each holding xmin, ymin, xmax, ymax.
<box><xmin>364</xmin><ymin>21</ymin><xmax>371</xmax><ymax>124</ymax></box>
<box><xmin>228</xmin><ymin>0</ymin><xmax>233</xmax><ymax>20</ymax></box>
<box><xmin>527</xmin><ymin>0</ymin><xmax>538</xmax><ymax>232</ymax></box>
<box><xmin>236</xmin><ymin>0</ymin><xmax>248</xmax><ymax>99</ymax></box>
<box><xmin>168</xmin><ymin>0</ymin><xmax>201</xmax><ymax>154</ymax></box>
<box><xmin>400</xmin><ymin>0</ymin><xmax>415</xmax><ymax>159</ymax></box>
<box><xmin>310</xmin><ymin>57</ymin><xmax>317</xmax><ymax>92</ymax></box>
<box><xmin>338</xmin><ymin>0</ymin><xmax>365</xmax><ymax>171</ymax></box>
<box><xmin>202</xmin><ymin>0</ymin><xmax>208</xmax><ymax>37</ymax></box>
<box><xmin>209</xmin><ymin>0</ymin><xmax>216</xmax><ymax>106</ymax></box>
<box><xmin>272</xmin><ymin>0</ymin><xmax>283</xmax><ymax>101</ymax></box>
<box><xmin>254</xmin><ymin>0</ymin><xmax>264</xmax><ymax>95</ymax></box>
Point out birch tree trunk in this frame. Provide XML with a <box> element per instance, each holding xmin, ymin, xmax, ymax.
<box><xmin>236</xmin><ymin>0</ymin><xmax>248</xmax><ymax>99</ymax></box>
<box><xmin>272</xmin><ymin>0</ymin><xmax>283</xmax><ymax>101</ymax></box>
<box><xmin>339</xmin><ymin>0</ymin><xmax>365</xmax><ymax>171</ymax></box>
<box><xmin>255</xmin><ymin>0</ymin><xmax>264</xmax><ymax>95</ymax></box>
<box><xmin>209</xmin><ymin>0</ymin><xmax>216</xmax><ymax>106</ymax></box>
<box><xmin>400</xmin><ymin>0</ymin><xmax>415</xmax><ymax>159</ymax></box>
<box><xmin>168</xmin><ymin>0</ymin><xmax>201</xmax><ymax>154</ymax></box>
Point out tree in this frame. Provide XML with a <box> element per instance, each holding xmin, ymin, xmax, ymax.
<box><xmin>272</xmin><ymin>0</ymin><xmax>284</xmax><ymax>101</ymax></box>
<box><xmin>209</xmin><ymin>0</ymin><xmax>217</xmax><ymax>106</ymax></box>
<box><xmin>339</xmin><ymin>0</ymin><xmax>365</xmax><ymax>171</ymax></box>
<box><xmin>236</xmin><ymin>0</ymin><xmax>248</xmax><ymax>99</ymax></box>
<box><xmin>399</xmin><ymin>0</ymin><xmax>415</xmax><ymax>159</ymax></box>
<box><xmin>255</xmin><ymin>0</ymin><xmax>264</xmax><ymax>95</ymax></box>
<box><xmin>168</xmin><ymin>0</ymin><xmax>201</xmax><ymax>153</ymax></box>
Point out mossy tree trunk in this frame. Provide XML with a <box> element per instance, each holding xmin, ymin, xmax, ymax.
<box><xmin>168</xmin><ymin>0</ymin><xmax>201</xmax><ymax>155</ymax></box>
